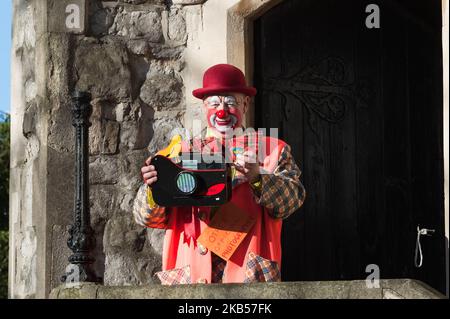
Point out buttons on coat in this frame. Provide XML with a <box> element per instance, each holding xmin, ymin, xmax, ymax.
<box><xmin>198</xmin><ymin>242</ymin><xmax>208</xmax><ymax>255</ymax></box>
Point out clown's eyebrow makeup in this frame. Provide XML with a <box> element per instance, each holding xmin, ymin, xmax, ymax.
<box><xmin>205</xmin><ymin>95</ymin><xmax>242</xmax><ymax>108</ymax></box>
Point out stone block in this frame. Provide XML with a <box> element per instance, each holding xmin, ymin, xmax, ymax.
<box><xmin>103</xmin><ymin>121</ymin><xmax>120</xmax><ymax>154</ymax></box>
<box><xmin>115</xmin><ymin>102</ymin><xmax>131</xmax><ymax>122</ymax></box>
<box><xmin>119</xmin><ymin>104</ymin><xmax>154</xmax><ymax>151</ymax></box>
<box><xmin>89</xmin><ymin>156</ymin><xmax>120</xmax><ymax>185</ymax></box>
<box><xmin>109</xmin><ymin>8</ymin><xmax>163</xmax><ymax>42</ymax></box>
<box><xmin>23</xmin><ymin>104</ymin><xmax>37</xmax><ymax>137</ymax></box>
<box><xmin>89</xmin><ymin>3</ymin><xmax>117</xmax><ymax>37</ymax></box>
<box><xmin>172</xmin><ymin>0</ymin><xmax>207</xmax><ymax>5</ymax></box>
<box><xmin>129</xmin><ymin>55</ymin><xmax>150</xmax><ymax>99</ymax></box>
<box><xmin>102</xmin><ymin>213</ymin><xmax>163</xmax><ymax>286</ymax></box>
<box><xmin>119</xmin><ymin>0</ymin><xmax>166</xmax><ymax>4</ymax></box>
<box><xmin>47</xmin><ymin>94</ymin><xmax>76</xmax><ymax>154</ymax></box>
<box><xmin>103</xmin><ymin>252</ymin><xmax>161</xmax><ymax>286</ymax></box>
<box><xmin>147</xmin><ymin>228</ymin><xmax>165</xmax><ymax>254</ymax></box>
<box><xmin>382</xmin><ymin>288</ymin><xmax>404</xmax><ymax>299</ymax></box>
<box><xmin>50</xmin><ymin>225</ymin><xmax>72</xmax><ymax>290</ymax></box>
<box><xmin>380</xmin><ymin>279</ymin><xmax>444</xmax><ymax>299</ymax></box>
<box><xmin>116</xmin><ymin>149</ymin><xmax>150</xmax><ymax>193</ymax></box>
<box><xmin>149</xmin><ymin>44</ymin><xmax>185</xmax><ymax>59</ymax></box>
<box><xmin>53</xmin><ymin>283</ymin><xmax>99</xmax><ymax>299</ymax></box>
<box><xmin>52</xmin><ymin>279</ymin><xmax>447</xmax><ymax>299</ymax></box>
<box><xmin>120</xmin><ymin>121</ymin><xmax>142</xmax><ymax>151</ymax></box>
<box><xmin>168</xmin><ymin>8</ymin><xmax>187</xmax><ymax>43</ymax></box>
<box><xmin>89</xmin><ymin>119</ymin><xmax>103</xmax><ymax>155</ymax></box>
<box><xmin>15</xmin><ymin>2</ymin><xmax>36</xmax><ymax>50</ymax></box>
<box><xmin>348</xmin><ymin>280</ymin><xmax>383</xmax><ymax>299</ymax></box>
<box><xmin>90</xmin><ymin>185</ymin><xmax>119</xmax><ymax>227</ymax></box>
<box><xmin>13</xmin><ymin>227</ymin><xmax>37</xmax><ymax>298</ymax></box>
<box><xmin>140</xmin><ymin>73</ymin><xmax>183</xmax><ymax>110</ymax></box>
<box><xmin>75</xmin><ymin>41</ymin><xmax>131</xmax><ymax>100</ymax></box>
<box><xmin>127</xmin><ymin>39</ymin><xmax>151</xmax><ymax>56</ymax></box>
<box><xmin>103</xmin><ymin>215</ymin><xmax>141</xmax><ymax>253</ymax></box>
<box><xmin>47</xmin><ymin>148</ymin><xmax>75</xmax><ymax>226</ymax></box>
<box><xmin>119</xmin><ymin>191</ymin><xmax>137</xmax><ymax>212</ymax></box>
<box><xmin>25</xmin><ymin>79</ymin><xmax>37</xmax><ymax>103</ymax></box>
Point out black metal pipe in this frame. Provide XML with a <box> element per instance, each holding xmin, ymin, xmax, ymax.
<box><xmin>62</xmin><ymin>91</ymin><xmax>99</xmax><ymax>283</ymax></box>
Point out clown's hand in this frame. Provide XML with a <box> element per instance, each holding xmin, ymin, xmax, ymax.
<box><xmin>234</xmin><ymin>150</ymin><xmax>260</xmax><ymax>183</ymax></box>
<box><xmin>141</xmin><ymin>156</ymin><xmax>158</xmax><ymax>187</ymax></box>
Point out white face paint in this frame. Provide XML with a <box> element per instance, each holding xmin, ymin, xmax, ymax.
<box><xmin>203</xmin><ymin>94</ymin><xmax>247</xmax><ymax>136</ymax></box>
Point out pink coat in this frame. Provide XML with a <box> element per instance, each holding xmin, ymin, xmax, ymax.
<box><xmin>161</xmin><ymin>135</ymin><xmax>287</xmax><ymax>283</ymax></box>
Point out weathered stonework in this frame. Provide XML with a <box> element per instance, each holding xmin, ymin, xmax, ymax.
<box><xmin>10</xmin><ymin>0</ymin><xmax>48</xmax><ymax>299</ymax></box>
<box><xmin>172</xmin><ymin>0</ymin><xmax>207</xmax><ymax>5</ymax></box>
<box><xmin>109</xmin><ymin>7</ymin><xmax>163</xmax><ymax>42</ymax></box>
<box><xmin>10</xmin><ymin>0</ymin><xmax>192</xmax><ymax>298</ymax></box>
<box><xmin>103</xmin><ymin>214</ymin><xmax>163</xmax><ymax>285</ymax></box>
<box><xmin>75</xmin><ymin>40</ymin><xmax>132</xmax><ymax>101</ymax></box>
<box><xmin>140</xmin><ymin>73</ymin><xmax>183</xmax><ymax>110</ymax></box>
<box><xmin>67</xmin><ymin>0</ymin><xmax>189</xmax><ymax>290</ymax></box>
<box><xmin>168</xmin><ymin>7</ymin><xmax>187</xmax><ymax>44</ymax></box>
<box><xmin>49</xmin><ymin>279</ymin><xmax>446</xmax><ymax>299</ymax></box>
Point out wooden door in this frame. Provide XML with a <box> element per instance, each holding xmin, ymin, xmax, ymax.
<box><xmin>254</xmin><ymin>0</ymin><xmax>445</xmax><ymax>294</ymax></box>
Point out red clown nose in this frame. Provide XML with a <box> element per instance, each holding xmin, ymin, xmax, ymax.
<box><xmin>216</xmin><ymin>110</ymin><xmax>228</xmax><ymax>119</ymax></box>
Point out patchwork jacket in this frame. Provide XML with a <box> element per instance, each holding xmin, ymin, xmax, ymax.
<box><xmin>132</xmin><ymin>135</ymin><xmax>306</xmax><ymax>285</ymax></box>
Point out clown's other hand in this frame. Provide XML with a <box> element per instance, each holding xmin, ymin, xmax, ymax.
<box><xmin>234</xmin><ymin>150</ymin><xmax>260</xmax><ymax>183</ymax></box>
<box><xmin>141</xmin><ymin>156</ymin><xmax>158</xmax><ymax>186</ymax></box>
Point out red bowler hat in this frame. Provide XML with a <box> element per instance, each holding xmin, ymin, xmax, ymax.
<box><xmin>192</xmin><ymin>64</ymin><xmax>257</xmax><ymax>99</ymax></box>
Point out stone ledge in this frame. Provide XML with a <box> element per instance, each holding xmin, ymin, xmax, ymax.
<box><xmin>49</xmin><ymin>279</ymin><xmax>446</xmax><ymax>299</ymax></box>
<box><xmin>172</xmin><ymin>0</ymin><xmax>207</xmax><ymax>5</ymax></box>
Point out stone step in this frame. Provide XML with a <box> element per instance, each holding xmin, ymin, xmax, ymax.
<box><xmin>50</xmin><ymin>278</ymin><xmax>446</xmax><ymax>299</ymax></box>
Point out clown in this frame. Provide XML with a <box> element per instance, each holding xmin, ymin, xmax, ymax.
<box><xmin>133</xmin><ymin>64</ymin><xmax>306</xmax><ymax>284</ymax></box>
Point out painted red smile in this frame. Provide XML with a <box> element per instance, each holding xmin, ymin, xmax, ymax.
<box><xmin>216</xmin><ymin>118</ymin><xmax>231</xmax><ymax>126</ymax></box>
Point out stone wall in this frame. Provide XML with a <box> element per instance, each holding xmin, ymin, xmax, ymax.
<box><xmin>80</xmin><ymin>0</ymin><xmax>188</xmax><ymax>288</ymax></box>
<box><xmin>10</xmin><ymin>0</ymin><xmax>251</xmax><ymax>299</ymax></box>
<box><xmin>9</xmin><ymin>0</ymin><xmax>209</xmax><ymax>298</ymax></box>
<box><xmin>10</xmin><ymin>0</ymin><xmax>49</xmax><ymax>299</ymax></box>
<box><xmin>59</xmin><ymin>0</ymin><xmax>208</xmax><ymax>289</ymax></box>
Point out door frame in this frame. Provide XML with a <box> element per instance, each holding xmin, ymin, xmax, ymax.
<box><xmin>226</xmin><ymin>0</ymin><xmax>449</xmax><ymax>297</ymax></box>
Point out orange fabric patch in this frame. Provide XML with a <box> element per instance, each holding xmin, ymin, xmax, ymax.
<box><xmin>197</xmin><ymin>202</ymin><xmax>256</xmax><ymax>261</ymax></box>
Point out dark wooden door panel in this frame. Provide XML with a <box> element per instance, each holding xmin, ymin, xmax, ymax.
<box><xmin>254</xmin><ymin>0</ymin><xmax>445</xmax><ymax>293</ymax></box>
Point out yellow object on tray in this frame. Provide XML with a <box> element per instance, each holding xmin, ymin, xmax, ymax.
<box><xmin>147</xmin><ymin>134</ymin><xmax>183</xmax><ymax>208</ymax></box>
<box><xmin>156</xmin><ymin>134</ymin><xmax>182</xmax><ymax>158</ymax></box>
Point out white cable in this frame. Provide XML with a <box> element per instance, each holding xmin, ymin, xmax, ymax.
<box><xmin>415</xmin><ymin>226</ymin><xmax>424</xmax><ymax>268</ymax></box>
<box><xmin>415</xmin><ymin>226</ymin><xmax>435</xmax><ymax>268</ymax></box>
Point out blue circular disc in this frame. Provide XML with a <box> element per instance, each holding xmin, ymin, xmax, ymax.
<box><xmin>176</xmin><ymin>171</ymin><xmax>197</xmax><ymax>194</ymax></box>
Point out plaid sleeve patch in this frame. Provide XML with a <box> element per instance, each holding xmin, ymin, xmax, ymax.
<box><xmin>155</xmin><ymin>265</ymin><xmax>191</xmax><ymax>285</ymax></box>
<box><xmin>132</xmin><ymin>183</ymin><xmax>168</xmax><ymax>229</ymax></box>
<box><xmin>244</xmin><ymin>252</ymin><xmax>281</xmax><ymax>283</ymax></box>
<box><xmin>255</xmin><ymin>144</ymin><xmax>306</xmax><ymax>219</ymax></box>
<box><xmin>211</xmin><ymin>253</ymin><xmax>227</xmax><ymax>284</ymax></box>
